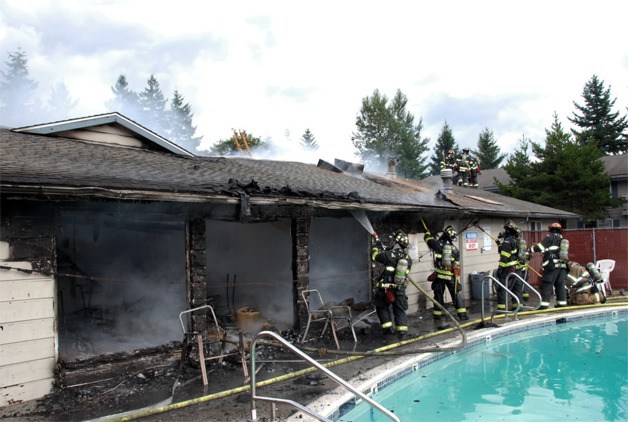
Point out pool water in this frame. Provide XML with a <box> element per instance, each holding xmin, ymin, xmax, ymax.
<box><xmin>339</xmin><ymin>313</ymin><xmax>628</xmax><ymax>421</ymax></box>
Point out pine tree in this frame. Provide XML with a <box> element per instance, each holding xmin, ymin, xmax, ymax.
<box><xmin>0</xmin><ymin>48</ymin><xmax>40</xmax><ymax>127</ymax></box>
<box><xmin>138</xmin><ymin>74</ymin><xmax>167</xmax><ymax>136</ymax></box>
<box><xmin>498</xmin><ymin>135</ymin><xmax>534</xmax><ymax>200</ymax></box>
<box><xmin>166</xmin><ymin>90</ymin><xmax>202</xmax><ymax>152</ymax></box>
<box><xmin>474</xmin><ymin>128</ymin><xmax>507</xmax><ymax>170</ymax></box>
<box><xmin>107</xmin><ymin>74</ymin><xmax>139</xmax><ymax>118</ymax></box>
<box><xmin>352</xmin><ymin>89</ymin><xmax>430</xmax><ymax>178</ymax></box>
<box><xmin>569</xmin><ymin>75</ymin><xmax>628</xmax><ymax>155</ymax></box>
<box><xmin>499</xmin><ymin>115</ymin><xmax>620</xmax><ymax>220</ymax></box>
<box><xmin>46</xmin><ymin>82</ymin><xmax>78</xmax><ymax>122</ymax></box>
<box><xmin>300</xmin><ymin>128</ymin><xmax>319</xmax><ymax>151</ymax></box>
<box><xmin>429</xmin><ymin>121</ymin><xmax>458</xmax><ymax>175</ymax></box>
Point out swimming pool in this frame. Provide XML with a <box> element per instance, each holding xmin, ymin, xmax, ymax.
<box><xmin>330</xmin><ymin>309</ymin><xmax>627</xmax><ymax>421</ymax></box>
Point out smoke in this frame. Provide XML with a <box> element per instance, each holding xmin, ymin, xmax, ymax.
<box><xmin>57</xmin><ymin>205</ymin><xmax>187</xmax><ymax>360</ymax></box>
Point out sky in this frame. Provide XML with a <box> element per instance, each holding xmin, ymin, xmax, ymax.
<box><xmin>1</xmin><ymin>0</ymin><xmax>627</xmax><ymax>166</ymax></box>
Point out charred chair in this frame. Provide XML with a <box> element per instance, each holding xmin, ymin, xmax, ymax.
<box><xmin>179</xmin><ymin>305</ymin><xmax>249</xmax><ymax>385</ymax></box>
<box><xmin>300</xmin><ymin>289</ymin><xmax>357</xmax><ymax>350</ymax></box>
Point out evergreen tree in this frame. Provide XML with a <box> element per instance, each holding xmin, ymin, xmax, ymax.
<box><xmin>499</xmin><ymin>114</ymin><xmax>620</xmax><ymax>220</ymax></box>
<box><xmin>166</xmin><ymin>90</ymin><xmax>202</xmax><ymax>152</ymax></box>
<box><xmin>474</xmin><ymin>128</ymin><xmax>507</xmax><ymax>169</ymax></box>
<box><xmin>209</xmin><ymin>131</ymin><xmax>265</xmax><ymax>156</ymax></box>
<box><xmin>138</xmin><ymin>74</ymin><xmax>167</xmax><ymax>135</ymax></box>
<box><xmin>429</xmin><ymin>121</ymin><xmax>458</xmax><ymax>175</ymax></box>
<box><xmin>352</xmin><ymin>89</ymin><xmax>430</xmax><ymax>178</ymax></box>
<box><xmin>0</xmin><ymin>48</ymin><xmax>40</xmax><ymax>127</ymax></box>
<box><xmin>46</xmin><ymin>82</ymin><xmax>78</xmax><ymax>122</ymax></box>
<box><xmin>569</xmin><ymin>74</ymin><xmax>628</xmax><ymax>155</ymax></box>
<box><xmin>498</xmin><ymin>135</ymin><xmax>534</xmax><ymax>199</ymax></box>
<box><xmin>300</xmin><ymin>128</ymin><xmax>319</xmax><ymax>151</ymax></box>
<box><xmin>107</xmin><ymin>74</ymin><xmax>139</xmax><ymax>117</ymax></box>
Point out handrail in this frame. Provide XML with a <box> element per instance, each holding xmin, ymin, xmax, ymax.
<box><xmin>476</xmin><ymin>274</ymin><xmax>520</xmax><ymax>326</ymax></box>
<box><xmin>505</xmin><ymin>272</ymin><xmax>542</xmax><ymax>312</ymax></box>
<box><xmin>249</xmin><ymin>331</ymin><xmax>400</xmax><ymax>422</ymax></box>
<box><xmin>490</xmin><ymin>276</ymin><xmax>521</xmax><ymax>322</ymax></box>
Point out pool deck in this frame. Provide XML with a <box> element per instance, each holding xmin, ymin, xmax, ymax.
<box><xmin>290</xmin><ymin>304</ymin><xmax>628</xmax><ymax>421</ymax></box>
<box><xmin>2</xmin><ymin>295</ymin><xmax>626</xmax><ymax>421</ymax></box>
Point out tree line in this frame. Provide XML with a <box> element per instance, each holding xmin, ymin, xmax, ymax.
<box><xmin>1</xmin><ymin>48</ymin><xmax>626</xmax><ymax>223</ymax></box>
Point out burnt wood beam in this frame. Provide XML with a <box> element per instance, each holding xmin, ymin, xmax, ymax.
<box><xmin>186</xmin><ymin>218</ymin><xmax>208</xmax><ymax>333</ymax></box>
<box><xmin>291</xmin><ymin>217</ymin><xmax>310</xmax><ymax>331</ymax></box>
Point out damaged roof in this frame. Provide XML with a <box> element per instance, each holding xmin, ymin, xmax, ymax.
<box><xmin>0</xmin><ymin>115</ymin><xmax>577</xmax><ymax>220</ymax></box>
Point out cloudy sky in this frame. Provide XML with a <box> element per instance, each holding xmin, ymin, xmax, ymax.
<box><xmin>1</xmin><ymin>0</ymin><xmax>627</xmax><ymax>164</ymax></box>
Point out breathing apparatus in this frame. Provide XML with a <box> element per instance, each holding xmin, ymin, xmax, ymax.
<box><xmin>559</xmin><ymin>238</ymin><xmax>569</xmax><ymax>261</ymax></box>
<box><xmin>442</xmin><ymin>244</ymin><xmax>453</xmax><ymax>269</ymax></box>
<box><xmin>585</xmin><ymin>262</ymin><xmax>603</xmax><ymax>282</ymax></box>
<box><xmin>517</xmin><ymin>238</ymin><xmax>528</xmax><ymax>261</ymax></box>
<box><xmin>394</xmin><ymin>258</ymin><xmax>409</xmax><ymax>284</ymax></box>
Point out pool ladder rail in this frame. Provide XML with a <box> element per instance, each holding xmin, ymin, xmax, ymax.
<box><xmin>477</xmin><ymin>273</ymin><xmax>542</xmax><ymax>328</ymax></box>
<box><xmin>248</xmin><ymin>330</ymin><xmax>400</xmax><ymax>422</ymax></box>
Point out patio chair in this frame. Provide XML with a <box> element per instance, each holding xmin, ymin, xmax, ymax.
<box><xmin>596</xmin><ymin>259</ymin><xmax>616</xmax><ymax>296</ymax></box>
<box><xmin>300</xmin><ymin>289</ymin><xmax>357</xmax><ymax>349</ymax></box>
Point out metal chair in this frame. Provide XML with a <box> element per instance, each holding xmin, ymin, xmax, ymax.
<box><xmin>596</xmin><ymin>259</ymin><xmax>615</xmax><ymax>296</ymax></box>
<box><xmin>300</xmin><ymin>289</ymin><xmax>357</xmax><ymax>349</ymax></box>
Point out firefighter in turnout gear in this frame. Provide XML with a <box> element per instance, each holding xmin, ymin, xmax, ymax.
<box><xmin>424</xmin><ymin>225</ymin><xmax>469</xmax><ymax>321</ymax></box>
<box><xmin>496</xmin><ymin>221</ymin><xmax>524</xmax><ymax>310</ymax></box>
<box><xmin>440</xmin><ymin>148</ymin><xmax>460</xmax><ymax>185</ymax></box>
<box><xmin>371</xmin><ymin>230</ymin><xmax>413</xmax><ymax>339</ymax></box>
<box><xmin>530</xmin><ymin>222</ymin><xmax>568</xmax><ymax>309</ymax></box>
<box><xmin>566</xmin><ymin>262</ymin><xmax>607</xmax><ymax>305</ymax></box>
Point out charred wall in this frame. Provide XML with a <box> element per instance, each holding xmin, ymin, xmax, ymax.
<box><xmin>0</xmin><ymin>199</ymin><xmax>56</xmax><ymax>274</ymax></box>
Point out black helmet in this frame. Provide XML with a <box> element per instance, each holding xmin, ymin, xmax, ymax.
<box><xmin>462</xmin><ymin>148</ymin><xmax>470</xmax><ymax>153</ymax></box>
<box><xmin>393</xmin><ymin>229</ymin><xmax>410</xmax><ymax>248</ymax></box>
<box><xmin>442</xmin><ymin>225</ymin><xmax>457</xmax><ymax>240</ymax></box>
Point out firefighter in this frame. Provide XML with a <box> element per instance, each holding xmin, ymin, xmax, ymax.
<box><xmin>440</xmin><ymin>148</ymin><xmax>460</xmax><ymax>185</ymax></box>
<box><xmin>496</xmin><ymin>221</ymin><xmax>523</xmax><ymax>311</ymax></box>
<box><xmin>467</xmin><ymin>154</ymin><xmax>480</xmax><ymax>187</ymax></box>
<box><xmin>529</xmin><ymin>222</ymin><xmax>569</xmax><ymax>309</ymax></box>
<box><xmin>566</xmin><ymin>261</ymin><xmax>606</xmax><ymax>305</ymax></box>
<box><xmin>518</xmin><ymin>238</ymin><xmax>531</xmax><ymax>302</ymax></box>
<box><xmin>371</xmin><ymin>229</ymin><xmax>413</xmax><ymax>339</ymax></box>
<box><xmin>424</xmin><ymin>225</ymin><xmax>469</xmax><ymax>321</ymax></box>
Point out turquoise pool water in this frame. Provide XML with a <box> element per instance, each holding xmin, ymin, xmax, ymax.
<box><xmin>339</xmin><ymin>312</ymin><xmax>627</xmax><ymax>421</ymax></box>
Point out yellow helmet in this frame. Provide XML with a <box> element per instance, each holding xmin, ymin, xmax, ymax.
<box><xmin>393</xmin><ymin>229</ymin><xmax>410</xmax><ymax>248</ymax></box>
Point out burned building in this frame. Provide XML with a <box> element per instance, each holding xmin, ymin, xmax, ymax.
<box><xmin>0</xmin><ymin>113</ymin><xmax>577</xmax><ymax>406</ymax></box>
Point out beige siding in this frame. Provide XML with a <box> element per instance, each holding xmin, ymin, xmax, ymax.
<box><xmin>0</xmin><ymin>319</ymin><xmax>54</xmax><ymax>345</ymax></box>
<box><xmin>0</xmin><ymin>265</ymin><xmax>56</xmax><ymax>407</ymax></box>
<box><xmin>0</xmin><ymin>358</ymin><xmax>55</xmax><ymax>388</ymax></box>
<box><xmin>459</xmin><ymin>220</ymin><xmax>501</xmax><ymax>300</ymax></box>
<box><xmin>0</xmin><ymin>279</ymin><xmax>54</xmax><ymax>301</ymax></box>
<box><xmin>0</xmin><ymin>298</ymin><xmax>55</xmax><ymax>322</ymax></box>
<box><xmin>406</xmin><ymin>233</ymin><xmax>438</xmax><ymax>313</ymax></box>
<box><xmin>0</xmin><ymin>379</ymin><xmax>55</xmax><ymax>406</ymax></box>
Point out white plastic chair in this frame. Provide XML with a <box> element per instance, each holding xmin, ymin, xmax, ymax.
<box><xmin>300</xmin><ymin>289</ymin><xmax>357</xmax><ymax>349</ymax></box>
<box><xmin>596</xmin><ymin>259</ymin><xmax>615</xmax><ymax>296</ymax></box>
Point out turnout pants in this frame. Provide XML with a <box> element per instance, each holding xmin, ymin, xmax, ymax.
<box><xmin>432</xmin><ymin>279</ymin><xmax>465</xmax><ymax>316</ymax></box>
<box><xmin>540</xmin><ymin>267</ymin><xmax>567</xmax><ymax>308</ymax></box>
<box><xmin>374</xmin><ymin>287</ymin><xmax>409</xmax><ymax>331</ymax></box>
